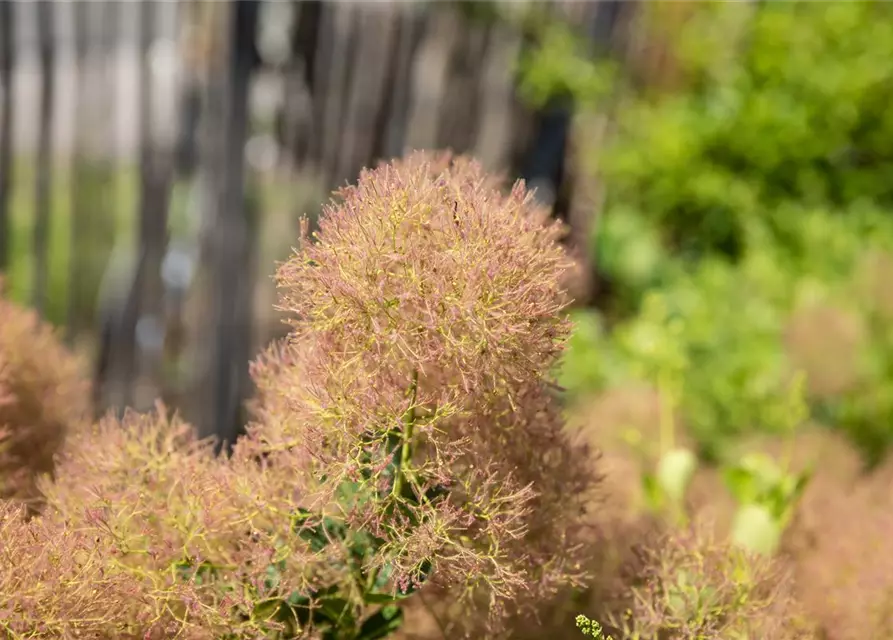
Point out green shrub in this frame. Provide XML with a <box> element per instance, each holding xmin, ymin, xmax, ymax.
<box><xmin>558</xmin><ymin>255</ymin><xmax>794</xmax><ymax>462</ymax></box>
<box><xmin>558</xmin><ymin>201</ymin><xmax>893</xmax><ymax>466</ymax></box>
<box><xmin>523</xmin><ymin>1</ymin><xmax>893</xmax><ymax>466</ymax></box>
<box><xmin>593</xmin><ymin>2</ymin><xmax>893</xmax><ymax>261</ymax></box>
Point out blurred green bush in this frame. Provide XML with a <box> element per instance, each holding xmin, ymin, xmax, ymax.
<box><xmin>600</xmin><ymin>2</ymin><xmax>893</xmax><ymax>261</ymax></box>
<box><xmin>527</xmin><ymin>2</ymin><xmax>893</xmax><ymax>467</ymax></box>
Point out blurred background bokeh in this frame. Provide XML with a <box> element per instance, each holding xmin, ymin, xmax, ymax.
<box><xmin>3</xmin><ymin>0</ymin><xmax>893</xmax><ymax>477</ymax></box>
<box><xmin>0</xmin><ymin>0</ymin><xmax>616</xmax><ymax>447</ymax></box>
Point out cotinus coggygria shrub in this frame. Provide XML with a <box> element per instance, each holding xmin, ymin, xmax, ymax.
<box><xmin>0</xmin><ymin>151</ymin><xmax>599</xmax><ymax>638</ymax></box>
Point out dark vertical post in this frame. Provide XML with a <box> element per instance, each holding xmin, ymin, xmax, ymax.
<box><xmin>314</xmin><ymin>3</ymin><xmax>357</xmax><ymax>190</ymax></box>
<box><xmin>379</xmin><ymin>5</ymin><xmax>428</xmax><ymax>160</ymax></box>
<box><xmin>0</xmin><ymin>1</ymin><xmax>14</xmax><ymax>273</ymax></box>
<box><xmin>520</xmin><ymin>0</ymin><xmax>628</xmax><ymax>209</ymax></box>
<box><xmin>105</xmin><ymin>0</ymin><xmax>172</xmax><ymax>413</ymax></box>
<box><xmin>198</xmin><ymin>0</ymin><xmax>260</xmax><ymax>448</ymax></box>
<box><xmin>280</xmin><ymin>0</ymin><xmax>321</xmax><ymax>167</ymax></box>
<box><xmin>564</xmin><ymin>0</ymin><xmax>637</xmax><ymax>308</ymax></box>
<box><xmin>175</xmin><ymin>0</ymin><xmax>202</xmax><ymax>179</ymax></box>
<box><xmin>435</xmin><ymin>7</ymin><xmax>492</xmax><ymax>155</ymax></box>
<box><xmin>335</xmin><ymin>2</ymin><xmax>400</xmax><ymax>184</ymax></box>
<box><xmin>136</xmin><ymin>0</ymin><xmax>173</xmax><ymax>411</ymax></box>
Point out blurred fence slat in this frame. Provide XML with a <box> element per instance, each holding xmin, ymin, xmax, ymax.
<box><xmin>0</xmin><ymin>1</ymin><xmax>14</xmax><ymax>272</ymax></box>
<box><xmin>436</xmin><ymin>9</ymin><xmax>491</xmax><ymax>154</ymax></box>
<box><xmin>190</xmin><ymin>0</ymin><xmax>260</xmax><ymax>446</ymax></box>
<box><xmin>334</xmin><ymin>2</ymin><xmax>400</xmax><ymax>186</ymax></box>
<box><xmin>379</xmin><ymin>3</ymin><xmax>427</xmax><ymax>160</ymax></box>
<box><xmin>315</xmin><ymin>2</ymin><xmax>356</xmax><ymax>188</ymax></box>
<box><xmin>472</xmin><ymin>20</ymin><xmax>524</xmax><ymax>172</ymax></box>
<box><xmin>563</xmin><ymin>0</ymin><xmax>638</xmax><ymax>307</ymax></box>
<box><xmin>31</xmin><ymin>0</ymin><xmax>55</xmax><ymax>315</ymax></box>
<box><xmin>99</xmin><ymin>0</ymin><xmax>175</xmax><ymax>414</ymax></box>
<box><xmin>403</xmin><ymin>7</ymin><xmax>453</xmax><ymax>154</ymax></box>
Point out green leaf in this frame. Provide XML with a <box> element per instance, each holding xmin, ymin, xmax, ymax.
<box><xmin>722</xmin><ymin>465</ymin><xmax>759</xmax><ymax>505</ymax></box>
<box><xmin>731</xmin><ymin>503</ymin><xmax>782</xmax><ymax>556</ymax></box>
<box><xmin>372</xmin><ymin>562</ymin><xmax>394</xmax><ymax>593</ymax></box>
<box><xmin>740</xmin><ymin>452</ymin><xmax>781</xmax><ymax>485</ymax></box>
<box><xmin>656</xmin><ymin>447</ymin><xmax>698</xmax><ymax>504</ymax></box>
<box><xmin>292</xmin><ymin>508</ymin><xmax>348</xmax><ymax>552</ymax></box>
<box><xmin>316</xmin><ymin>594</ymin><xmax>355</xmax><ymax>628</ymax></box>
<box><xmin>363</xmin><ymin>593</ymin><xmax>399</xmax><ymax>606</ymax></box>
<box><xmin>251</xmin><ymin>598</ymin><xmax>284</xmax><ymax>622</ymax></box>
<box><xmin>264</xmin><ymin>562</ymin><xmax>283</xmax><ymax>591</ymax></box>
<box><xmin>172</xmin><ymin>559</ymin><xmax>220</xmax><ymax>586</ymax></box>
<box><xmin>790</xmin><ymin>468</ymin><xmax>812</xmax><ymax>501</ymax></box>
<box><xmin>285</xmin><ymin>591</ymin><xmax>311</xmax><ymax>607</ymax></box>
<box><xmin>641</xmin><ymin>472</ymin><xmax>664</xmax><ymax>512</ymax></box>
<box><xmin>357</xmin><ymin>605</ymin><xmax>405</xmax><ymax>640</ymax></box>
<box><xmin>364</xmin><ymin>568</ymin><xmax>422</xmax><ymax>604</ymax></box>
<box><xmin>253</xmin><ymin>591</ymin><xmax>314</xmax><ymax>632</ymax></box>
<box><xmin>347</xmin><ymin>529</ymin><xmax>384</xmax><ymax>565</ymax></box>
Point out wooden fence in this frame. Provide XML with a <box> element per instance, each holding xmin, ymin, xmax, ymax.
<box><xmin>0</xmin><ymin>0</ymin><xmax>683</xmax><ymax>444</ymax></box>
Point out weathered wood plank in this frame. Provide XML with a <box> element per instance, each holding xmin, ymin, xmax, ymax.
<box><xmin>334</xmin><ymin>2</ymin><xmax>400</xmax><ymax>186</ymax></box>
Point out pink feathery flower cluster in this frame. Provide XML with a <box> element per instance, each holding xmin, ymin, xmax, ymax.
<box><xmin>0</xmin><ymin>151</ymin><xmax>598</xmax><ymax>637</ymax></box>
<box><xmin>604</xmin><ymin>520</ymin><xmax>814</xmax><ymax>640</ymax></box>
<box><xmin>787</xmin><ymin>458</ymin><xmax>893</xmax><ymax>640</ymax></box>
<box><xmin>252</xmin><ymin>150</ymin><xmax>599</xmax><ymax>628</ymax></box>
<box><xmin>0</xmin><ymin>280</ymin><xmax>89</xmax><ymax>512</ymax></box>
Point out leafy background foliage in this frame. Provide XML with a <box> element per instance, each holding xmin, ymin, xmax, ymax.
<box><xmin>532</xmin><ymin>1</ymin><xmax>893</xmax><ymax>470</ymax></box>
<box><xmin>522</xmin><ymin>2</ymin><xmax>893</xmax><ymax>638</ymax></box>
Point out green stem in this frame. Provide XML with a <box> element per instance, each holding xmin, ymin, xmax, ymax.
<box><xmin>364</xmin><ymin>566</ymin><xmax>381</xmax><ymax>595</ymax></box>
<box><xmin>392</xmin><ymin>370</ymin><xmax>419</xmax><ymax>501</ymax></box>
<box><xmin>366</xmin><ymin>371</ymin><xmax>419</xmax><ymax>599</ymax></box>
<box><xmin>658</xmin><ymin>370</ymin><xmax>675</xmax><ymax>455</ymax></box>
